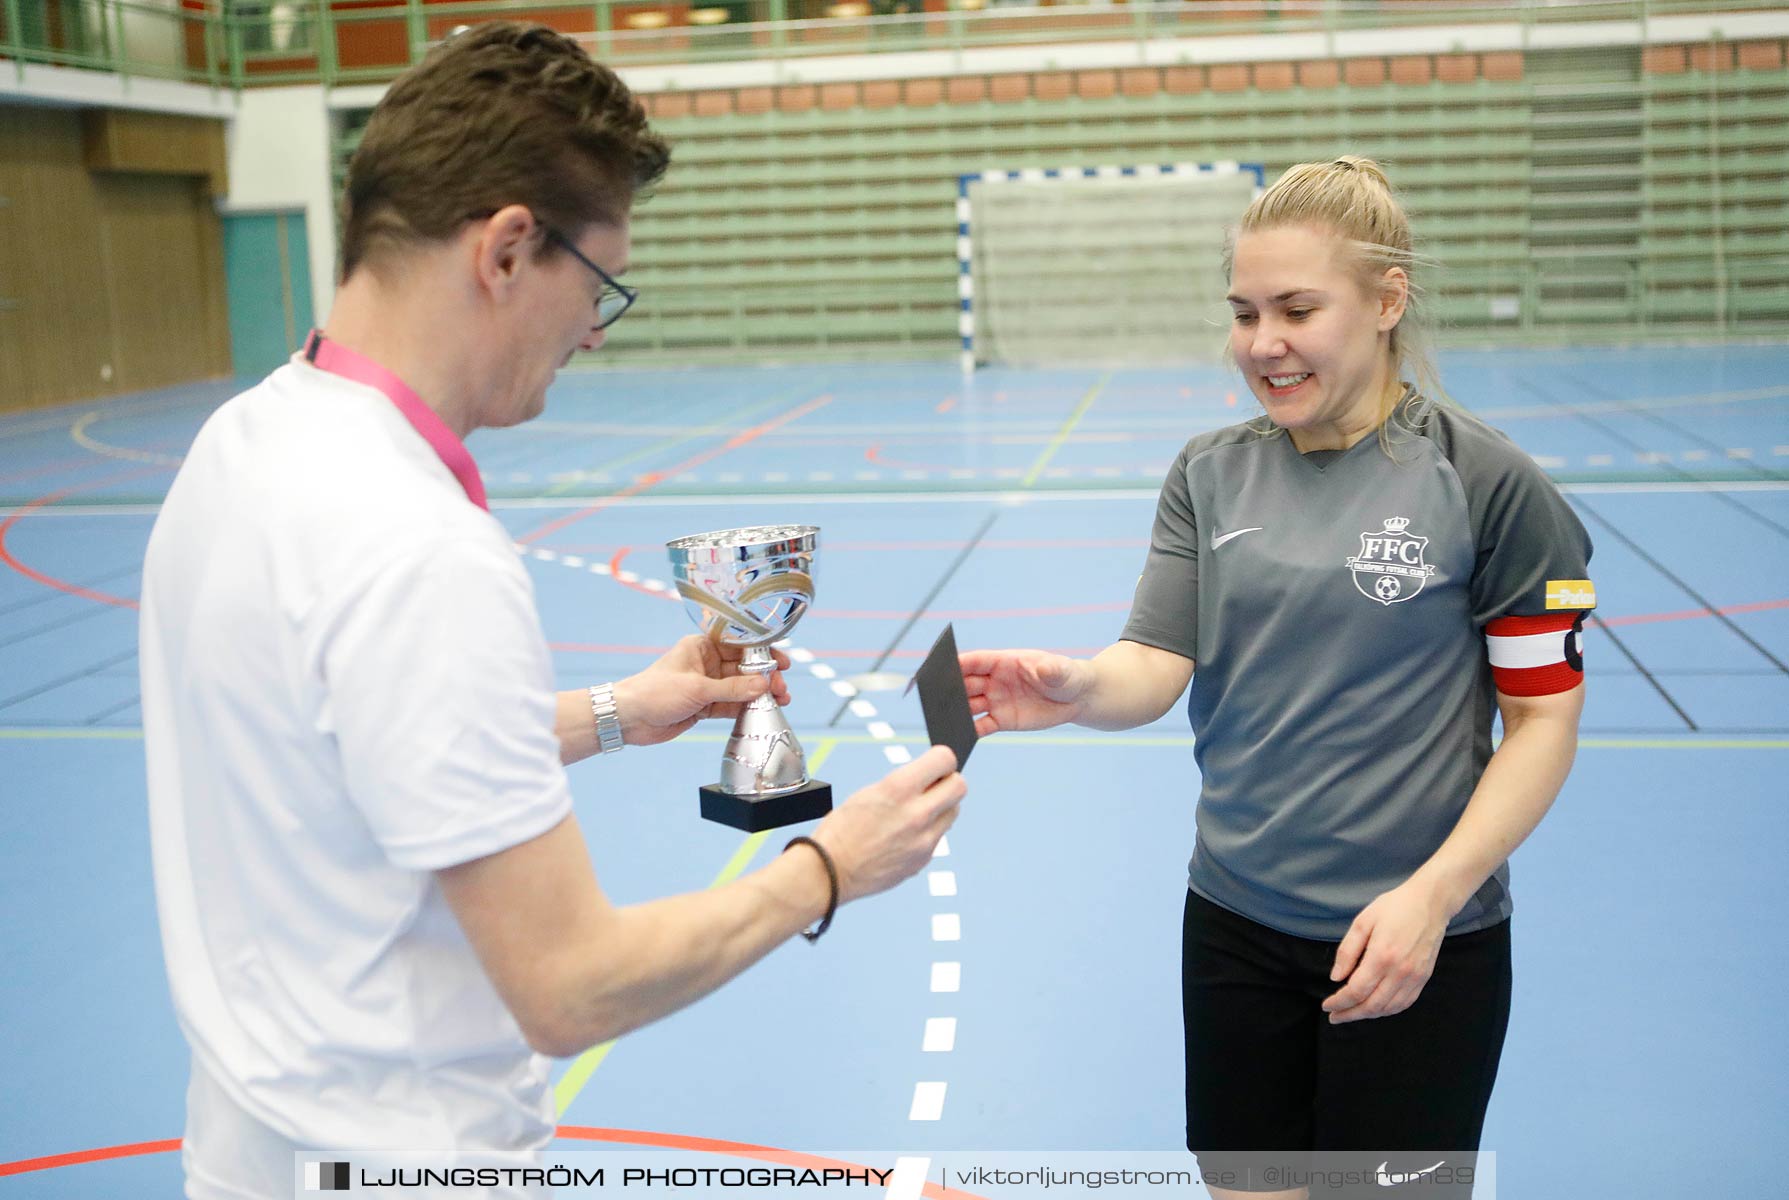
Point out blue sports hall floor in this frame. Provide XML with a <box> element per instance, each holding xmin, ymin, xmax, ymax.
<box><xmin>2</xmin><ymin>344</ymin><xmax>1786</xmax><ymax>1197</ymax></box>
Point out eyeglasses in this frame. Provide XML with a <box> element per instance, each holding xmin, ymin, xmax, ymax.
<box><xmin>543</xmin><ymin>226</ymin><xmax>637</xmax><ymax>330</ymax></box>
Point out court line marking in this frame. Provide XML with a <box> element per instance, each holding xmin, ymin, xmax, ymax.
<box><xmin>4</xmin><ymin>729</ymin><xmax>1787</xmax><ymax>749</ymax></box>
<box><xmin>552</xmin><ymin>738</ymin><xmax>840</xmax><ymax>1118</ymax></box>
<box><xmin>516</xmin><ymin>393</ymin><xmax>835</xmax><ymax>545</ymax></box>
<box><xmin>1021</xmin><ymin>372</ymin><xmax>1111</xmax><ymax>489</ymax></box>
<box><xmin>0</xmin><ymin>477</ymin><xmax>157</xmax><ymax>609</ymax></box>
<box><xmin>69</xmin><ymin>413</ymin><xmax>185</xmax><ymax>468</ymax></box>
<box><xmin>11</xmin><ymin>478</ymin><xmax>1789</xmax><ymax>519</ymax></box>
<box><xmin>541</xmin><ymin>391</ymin><xmax>804</xmax><ymax>497</ymax></box>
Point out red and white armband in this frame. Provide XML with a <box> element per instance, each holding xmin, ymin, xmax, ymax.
<box><xmin>1485</xmin><ymin>612</ymin><xmax>1586</xmax><ymax>696</ymax></box>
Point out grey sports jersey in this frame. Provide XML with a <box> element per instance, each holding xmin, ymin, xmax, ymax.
<box><xmin>1122</xmin><ymin>398</ymin><xmax>1595</xmax><ymax>941</ymax></box>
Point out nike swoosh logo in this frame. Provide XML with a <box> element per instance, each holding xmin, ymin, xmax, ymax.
<box><xmin>1375</xmin><ymin>1160</ymin><xmax>1446</xmax><ymax>1187</ymax></box>
<box><xmin>1210</xmin><ymin>527</ymin><xmax>1263</xmax><ymax>549</ymax></box>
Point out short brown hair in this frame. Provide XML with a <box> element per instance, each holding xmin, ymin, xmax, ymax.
<box><xmin>340</xmin><ymin>22</ymin><xmax>671</xmax><ymax>279</ymax></box>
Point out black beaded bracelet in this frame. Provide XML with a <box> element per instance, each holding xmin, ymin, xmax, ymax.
<box><xmin>784</xmin><ymin>836</ymin><xmax>839</xmax><ymax>943</ymax></box>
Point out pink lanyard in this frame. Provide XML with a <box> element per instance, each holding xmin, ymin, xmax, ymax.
<box><xmin>302</xmin><ymin>330</ymin><xmax>490</xmax><ymax>512</ymax></box>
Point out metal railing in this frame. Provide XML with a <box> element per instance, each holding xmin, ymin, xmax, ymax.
<box><xmin>2</xmin><ymin>0</ymin><xmax>1783</xmax><ymax>90</ymax></box>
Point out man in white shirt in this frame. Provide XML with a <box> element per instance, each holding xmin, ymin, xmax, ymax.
<box><xmin>140</xmin><ymin>23</ymin><xmax>965</xmax><ymax>1198</ymax></box>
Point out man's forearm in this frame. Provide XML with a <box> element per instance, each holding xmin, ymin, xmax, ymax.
<box><xmin>555</xmin><ymin>688</ymin><xmax>600</xmax><ymax>765</ymax></box>
<box><xmin>533</xmin><ymin>847</ymin><xmax>832</xmax><ymax>1054</ymax></box>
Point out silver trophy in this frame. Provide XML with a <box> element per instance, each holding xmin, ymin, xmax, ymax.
<box><xmin>666</xmin><ymin>525</ymin><xmax>833</xmax><ymax>831</ymax></box>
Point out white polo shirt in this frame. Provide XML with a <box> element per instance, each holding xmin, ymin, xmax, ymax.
<box><xmin>141</xmin><ymin>359</ymin><xmax>573</xmax><ymax>1195</ymax></box>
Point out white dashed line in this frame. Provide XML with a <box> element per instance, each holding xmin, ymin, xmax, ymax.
<box><xmin>1727</xmin><ymin>448</ymin><xmax>1754</xmax><ymax>459</ymax></box>
<box><xmin>1587</xmin><ymin>454</ymin><xmax>1615</xmax><ymax>467</ymax></box>
<box><xmin>922</xmin><ymin>1017</ymin><xmax>958</xmax><ymax>1053</ymax></box>
<box><xmin>884</xmin><ymin>1157</ymin><xmax>930</xmax><ymax>1200</ymax></box>
<box><xmin>573</xmin><ymin>555</ymin><xmax>954</xmax><ymax>1144</ymax></box>
<box><xmin>908</xmin><ymin>1082</ymin><xmax>947</xmax><ymax>1121</ymax></box>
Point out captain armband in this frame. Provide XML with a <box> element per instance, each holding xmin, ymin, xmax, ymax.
<box><xmin>1485</xmin><ymin>612</ymin><xmax>1587</xmax><ymax>696</ymax></box>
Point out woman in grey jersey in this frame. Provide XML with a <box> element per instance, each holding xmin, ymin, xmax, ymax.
<box><xmin>961</xmin><ymin>158</ymin><xmax>1594</xmax><ymax>1200</ymax></box>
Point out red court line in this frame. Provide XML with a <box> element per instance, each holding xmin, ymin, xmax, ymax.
<box><xmin>0</xmin><ymin>471</ymin><xmax>168</xmax><ymax>609</ymax></box>
<box><xmin>1</xmin><ymin>1129</ymin><xmax>987</xmax><ymax>1197</ymax></box>
<box><xmin>1597</xmin><ymin>597</ymin><xmax>1789</xmax><ymax>627</ymax></box>
<box><xmin>0</xmin><ymin>1138</ymin><xmax>181</xmax><ymax>1176</ymax></box>
<box><xmin>518</xmin><ymin>395</ymin><xmax>834</xmax><ymax>545</ymax></box>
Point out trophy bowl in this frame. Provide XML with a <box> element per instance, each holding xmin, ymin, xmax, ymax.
<box><xmin>666</xmin><ymin>525</ymin><xmax>832</xmax><ymax>831</ymax></box>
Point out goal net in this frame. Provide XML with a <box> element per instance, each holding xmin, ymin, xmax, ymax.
<box><xmin>958</xmin><ymin>163</ymin><xmax>1264</xmax><ymax>371</ymax></box>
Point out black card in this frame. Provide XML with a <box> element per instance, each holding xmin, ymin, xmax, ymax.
<box><xmin>905</xmin><ymin>623</ymin><xmax>978</xmax><ymax>769</ymax></box>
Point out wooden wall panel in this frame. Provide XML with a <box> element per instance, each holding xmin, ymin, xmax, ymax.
<box><xmin>83</xmin><ymin>108</ymin><xmax>227</xmax><ymax>193</ymax></box>
<box><xmin>0</xmin><ymin>104</ymin><xmax>230</xmax><ymax>414</ymax></box>
<box><xmin>96</xmin><ymin>174</ymin><xmax>232</xmax><ymax>392</ymax></box>
<box><xmin>0</xmin><ymin>107</ymin><xmax>117</xmax><ymax>413</ymax></box>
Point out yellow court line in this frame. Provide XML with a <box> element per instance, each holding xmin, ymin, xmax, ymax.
<box><xmin>70</xmin><ymin>411</ymin><xmax>184</xmax><ymax>468</ymax></box>
<box><xmin>1020</xmin><ymin>372</ymin><xmax>1110</xmax><ymax>488</ymax></box>
<box><xmin>551</xmin><ymin>737</ymin><xmax>840</xmax><ymax>1116</ymax></box>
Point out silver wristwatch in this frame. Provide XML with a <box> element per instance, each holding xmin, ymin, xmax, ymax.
<box><xmin>587</xmin><ymin>683</ymin><xmax>624</xmax><ymax>755</ymax></box>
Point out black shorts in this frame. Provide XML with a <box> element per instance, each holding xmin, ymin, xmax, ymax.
<box><xmin>1182</xmin><ymin>890</ymin><xmax>1511</xmax><ymax>1198</ymax></box>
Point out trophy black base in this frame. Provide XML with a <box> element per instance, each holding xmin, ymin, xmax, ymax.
<box><xmin>700</xmin><ymin>779</ymin><xmax>833</xmax><ymax>832</ymax></box>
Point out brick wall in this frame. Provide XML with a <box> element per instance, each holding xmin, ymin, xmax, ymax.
<box><xmin>638</xmin><ymin>42</ymin><xmax>1789</xmax><ymax>117</ymax></box>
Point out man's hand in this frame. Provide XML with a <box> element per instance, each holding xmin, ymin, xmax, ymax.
<box><xmin>809</xmin><ymin>745</ymin><xmax>966</xmax><ymax>903</ymax></box>
<box><xmin>612</xmin><ymin>635</ymin><xmax>792</xmax><ymax>747</ymax></box>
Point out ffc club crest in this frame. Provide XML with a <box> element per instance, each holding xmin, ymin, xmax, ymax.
<box><xmin>1345</xmin><ymin>516</ymin><xmax>1437</xmax><ymax>606</ymax></box>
